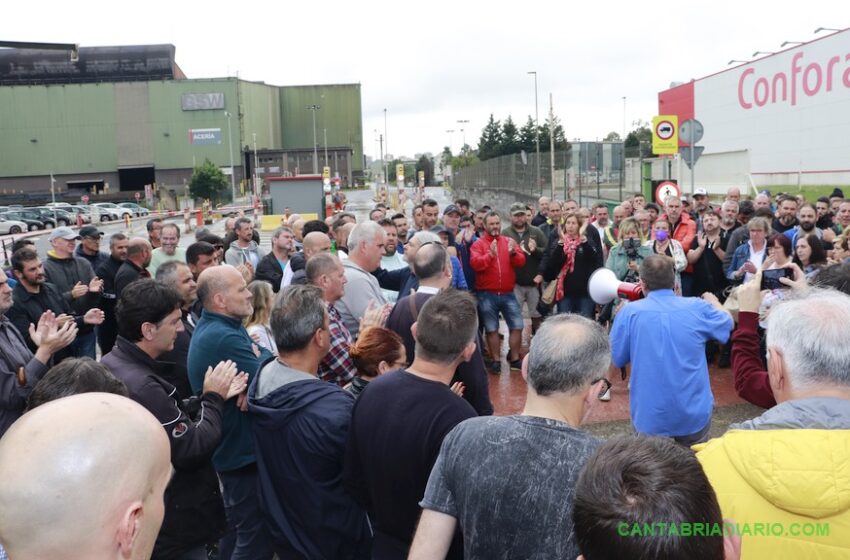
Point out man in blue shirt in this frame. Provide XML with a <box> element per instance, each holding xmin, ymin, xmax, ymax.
<box><xmin>610</xmin><ymin>254</ymin><xmax>733</xmax><ymax>445</ymax></box>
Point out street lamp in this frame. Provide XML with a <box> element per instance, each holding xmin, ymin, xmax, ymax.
<box><xmin>727</xmin><ymin>59</ymin><xmax>748</xmax><ymax>65</ymax></box>
<box><xmin>457</xmin><ymin>120</ymin><xmax>469</xmax><ymax>149</ymax></box>
<box><xmin>528</xmin><ymin>71</ymin><xmax>540</xmax><ymax>192</ymax></box>
<box><xmin>814</xmin><ymin>27</ymin><xmax>841</xmax><ymax>34</ymax></box>
<box><xmin>445</xmin><ymin>129</ymin><xmax>455</xmax><ymax>153</ymax></box>
<box><xmin>224</xmin><ymin>111</ymin><xmax>236</xmax><ymax>202</ymax></box>
<box><xmin>307</xmin><ymin>104</ymin><xmax>320</xmax><ymax>174</ymax></box>
<box><xmin>780</xmin><ymin>41</ymin><xmax>804</xmax><ymax>47</ymax></box>
<box><xmin>752</xmin><ymin>51</ymin><xmax>775</xmax><ymax>57</ymax></box>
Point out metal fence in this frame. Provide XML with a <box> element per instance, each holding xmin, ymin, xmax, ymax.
<box><xmin>450</xmin><ymin>143</ymin><xmax>649</xmax><ymax>204</ymax></box>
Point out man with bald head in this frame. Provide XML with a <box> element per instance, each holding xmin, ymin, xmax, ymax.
<box><xmin>114</xmin><ymin>237</ymin><xmax>152</xmax><ymax>298</ymax></box>
<box><xmin>0</xmin><ymin>393</ymin><xmax>172</xmax><ymax>560</ymax></box>
<box><xmin>188</xmin><ymin>265</ymin><xmax>275</xmax><ymax>559</ymax></box>
<box><xmin>282</xmin><ymin>231</ymin><xmax>333</xmax><ymax>288</ymax></box>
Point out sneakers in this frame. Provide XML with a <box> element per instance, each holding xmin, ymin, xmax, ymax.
<box><xmin>509</xmin><ymin>359</ymin><xmax>523</xmax><ymax>371</ymax></box>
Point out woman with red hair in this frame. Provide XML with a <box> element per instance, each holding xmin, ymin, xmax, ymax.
<box><xmin>346</xmin><ymin>327</ymin><xmax>407</xmax><ymax>398</ymax></box>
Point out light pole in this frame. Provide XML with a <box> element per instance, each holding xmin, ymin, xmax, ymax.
<box><xmin>323</xmin><ymin>128</ymin><xmax>329</xmax><ymax>168</ymax></box>
<box><xmin>307</xmin><ymin>104</ymin><xmax>320</xmax><ymax>174</ymax></box>
<box><xmin>445</xmin><ymin>129</ymin><xmax>455</xmax><ymax>152</ymax></box>
<box><xmin>528</xmin><ymin>71</ymin><xmax>540</xmax><ymax>193</ymax></box>
<box><xmin>383</xmin><ymin>108</ymin><xmax>389</xmax><ymax>184</ymax></box>
<box><xmin>224</xmin><ymin>111</ymin><xmax>236</xmax><ymax>202</ymax></box>
<box><xmin>252</xmin><ymin>132</ymin><xmax>259</xmax><ymax>198</ymax></box>
<box><xmin>457</xmin><ymin>120</ymin><xmax>469</xmax><ymax>150</ymax></box>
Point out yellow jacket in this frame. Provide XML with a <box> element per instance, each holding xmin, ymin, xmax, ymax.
<box><xmin>696</xmin><ymin>428</ymin><xmax>850</xmax><ymax>559</ymax></box>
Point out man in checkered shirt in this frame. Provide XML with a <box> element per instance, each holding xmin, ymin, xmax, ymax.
<box><xmin>306</xmin><ymin>253</ymin><xmax>356</xmax><ymax>385</ymax></box>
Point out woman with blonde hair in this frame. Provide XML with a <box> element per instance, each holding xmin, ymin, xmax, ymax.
<box><xmin>245</xmin><ymin>280</ymin><xmax>277</xmax><ymax>355</ymax></box>
<box><xmin>542</xmin><ymin>211</ymin><xmax>603</xmax><ymax>318</ymax></box>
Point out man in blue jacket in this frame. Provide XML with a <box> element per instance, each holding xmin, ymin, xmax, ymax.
<box><xmin>188</xmin><ymin>265</ymin><xmax>274</xmax><ymax>560</ymax></box>
<box><xmin>248</xmin><ymin>284</ymin><xmax>371</xmax><ymax>559</ymax></box>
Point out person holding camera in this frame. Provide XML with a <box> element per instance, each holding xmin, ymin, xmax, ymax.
<box><xmin>606</xmin><ymin>218</ymin><xmax>652</xmax><ymax>284</ymax></box>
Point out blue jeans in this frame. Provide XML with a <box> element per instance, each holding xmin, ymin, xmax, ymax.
<box><xmin>477</xmin><ymin>291</ymin><xmax>524</xmax><ymax>332</ymax></box>
<box><xmin>71</xmin><ymin>330</ymin><xmax>96</xmax><ymax>359</ymax></box>
<box><xmin>218</xmin><ymin>467</ymin><xmax>274</xmax><ymax>560</ymax></box>
<box><xmin>557</xmin><ymin>295</ymin><xmax>595</xmax><ymax>318</ymax></box>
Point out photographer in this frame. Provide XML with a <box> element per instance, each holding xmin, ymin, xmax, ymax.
<box><xmin>606</xmin><ymin>218</ymin><xmax>652</xmax><ymax>284</ymax></box>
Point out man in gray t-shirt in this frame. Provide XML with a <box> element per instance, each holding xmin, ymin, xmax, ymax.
<box><xmin>409</xmin><ymin>314</ymin><xmax>612</xmax><ymax>560</ymax></box>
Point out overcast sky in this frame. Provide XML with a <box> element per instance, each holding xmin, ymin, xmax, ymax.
<box><xmin>4</xmin><ymin>1</ymin><xmax>843</xmax><ymax>160</ymax></box>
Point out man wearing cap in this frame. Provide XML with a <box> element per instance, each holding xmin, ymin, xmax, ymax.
<box><xmin>502</xmin><ymin>203</ymin><xmax>547</xmax><ymax>334</ymax></box>
<box><xmin>8</xmin><ymin>247</ymin><xmax>104</xmax><ymax>362</ymax></box>
<box><xmin>443</xmin><ymin>203</ymin><xmax>477</xmax><ymax>289</ymax></box>
<box><xmin>75</xmin><ymin>225</ymin><xmax>109</xmax><ymax>272</ymax></box>
<box><xmin>42</xmin><ymin>227</ymin><xmax>103</xmax><ymax>359</ymax></box>
<box><xmin>690</xmin><ymin>188</ymin><xmax>713</xmax><ymax>232</ymax></box>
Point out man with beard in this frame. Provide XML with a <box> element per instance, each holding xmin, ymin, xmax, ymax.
<box><xmin>156</xmin><ymin>261</ymin><xmax>201</xmax><ymax>398</ymax></box>
<box><xmin>816</xmin><ymin>196</ymin><xmax>834</xmax><ymax>231</ymax></box>
<box><xmin>95</xmin><ymin>233</ymin><xmax>129</xmax><ymax>354</ymax></box>
<box><xmin>115</xmin><ymin>238</ymin><xmax>152</xmax><ymax>298</ymax></box>
<box><xmin>391</xmin><ymin>213</ymin><xmax>409</xmax><ymax>254</ymax></box>
<box><xmin>718</xmin><ymin>200</ymin><xmax>741</xmax><ymax>252</ymax></box>
<box><xmin>422</xmin><ymin>199</ymin><xmax>440</xmax><ymax>230</ymax></box>
<box><xmin>8</xmin><ymin>248</ymin><xmax>103</xmax><ymax>362</ymax></box>
<box><xmin>690</xmin><ymin>188</ymin><xmax>713</xmax><ymax>231</ymax></box>
<box><xmin>784</xmin><ymin>203</ymin><xmax>826</xmax><ymax>253</ymax></box>
<box><xmin>256</xmin><ymin>227</ymin><xmax>294</xmax><ymax>292</ymax></box>
<box><xmin>687</xmin><ymin>211</ymin><xmax>730</xmax><ymax>301</ymax></box>
<box><xmin>772</xmin><ymin>195</ymin><xmax>799</xmax><ymax>234</ymax></box>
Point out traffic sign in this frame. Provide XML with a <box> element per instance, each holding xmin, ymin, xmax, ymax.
<box><xmin>655</xmin><ymin>181</ymin><xmax>680</xmax><ymax>204</ymax></box>
<box><xmin>418</xmin><ymin>170</ymin><xmax>425</xmax><ymax>187</ymax></box>
<box><xmin>679</xmin><ymin>119</ymin><xmax>704</xmax><ymax>145</ymax></box>
<box><xmin>652</xmin><ymin>115</ymin><xmax>679</xmax><ymax>155</ymax></box>
<box><xmin>322</xmin><ymin>166</ymin><xmax>331</xmax><ymax>179</ymax></box>
<box><xmin>680</xmin><ymin>146</ymin><xmax>705</xmax><ymax>170</ymax></box>
<box><xmin>396</xmin><ymin>164</ymin><xmax>405</xmax><ymax>181</ymax></box>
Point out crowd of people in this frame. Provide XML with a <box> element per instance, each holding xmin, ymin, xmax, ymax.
<box><xmin>0</xmin><ymin>184</ymin><xmax>849</xmax><ymax>560</ymax></box>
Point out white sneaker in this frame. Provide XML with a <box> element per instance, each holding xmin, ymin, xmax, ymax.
<box><xmin>598</xmin><ymin>387</ymin><xmax>611</xmax><ymax>401</ymax></box>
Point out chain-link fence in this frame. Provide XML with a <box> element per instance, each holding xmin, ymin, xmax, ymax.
<box><xmin>450</xmin><ymin>142</ymin><xmax>650</xmax><ymax>204</ymax></box>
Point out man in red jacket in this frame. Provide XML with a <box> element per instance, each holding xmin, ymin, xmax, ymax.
<box><xmin>471</xmin><ymin>210</ymin><xmax>526</xmax><ymax>373</ymax></box>
<box><xmin>665</xmin><ymin>195</ymin><xmax>697</xmax><ymax>296</ymax></box>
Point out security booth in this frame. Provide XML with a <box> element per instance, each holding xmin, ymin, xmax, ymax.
<box><xmin>263</xmin><ymin>175</ymin><xmax>324</xmax><ymax>230</ymax></box>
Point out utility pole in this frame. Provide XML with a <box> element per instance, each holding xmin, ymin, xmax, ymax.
<box><xmin>528</xmin><ymin>71</ymin><xmax>540</xmax><ymax>194</ymax></box>
<box><xmin>323</xmin><ymin>128</ymin><xmax>329</xmax><ymax>168</ymax></box>
<box><xmin>224</xmin><ymin>111</ymin><xmax>236</xmax><ymax>202</ymax></box>
<box><xmin>549</xmin><ymin>94</ymin><xmax>556</xmax><ymax>200</ymax></box>
<box><xmin>383</xmin><ymin>108</ymin><xmax>389</xmax><ymax>183</ymax></box>
<box><xmin>252</xmin><ymin>132</ymin><xmax>259</xmax><ymax>198</ymax></box>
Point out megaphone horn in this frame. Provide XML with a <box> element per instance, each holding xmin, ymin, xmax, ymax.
<box><xmin>588</xmin><ymin>268</ymin><xmax>643</xmax><ymax>305</ymax></box>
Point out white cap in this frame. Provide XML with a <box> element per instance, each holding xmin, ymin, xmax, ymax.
<box><xmin>694</xmin><ymin>188</ymin><xmax>708</xmax><ymax>197</ymax></box>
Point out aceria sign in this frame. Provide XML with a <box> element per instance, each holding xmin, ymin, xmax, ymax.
<box><xmin>737</xmin><ymin>50</ymin><xmax>850</xmax><ymax>110</ymax></box>
<box><xmin>189</xmin><ymin>128</ymin><xmax>222</xmax><ymax>145</ymax></box>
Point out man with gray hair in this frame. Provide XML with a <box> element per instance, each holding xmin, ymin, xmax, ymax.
<box><xmin>248</xmin><ymin>285</ymin><xmax>371</xmax><ymax>559</ymax></box>
<box><xmin>696</xmin><ymin>288</ymin><xmax>850</xmax><ymax>557</ymax></box>
<box><xmin>156</xmin><ymin>260</ymin><xmax>199</xmax><ymax>398</ymax></box>
<box><xmin>409</xmin><ymin>314</ymin><xmax>607</xmax><ymax>559</ymax></box>
<box><xmin>256</xmin><ymin>226</ymin><xmax>294</xmax><ymax>292</ymax></box>
<box><xmin>337</xmin><ymin>221</ymin><xmax>388</xmax><ymax>339</ymax></box>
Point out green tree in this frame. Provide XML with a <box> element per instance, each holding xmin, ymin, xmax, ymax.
<box><xmin>451</xmin><ymin>144</ymin><xmax>479</xmax><ymax>169</ymax></box>
<box><xmin>624</xmin><ymin>123</ymin><xmax>652</xmax><ymax>157</ymax></box>
<box><xmin>477</xmin><ymin>114</ymin><xmax>503</xmax><ymax>161</ymax></box>
<box><xmin>441</xmin><ymin>146</ymin><xmax>453</xmax><ymax>168</ymax></box>
<box><xmin>539</xmin><ymin>115</ymin><xmax>568</xmax><ymax>152</ymax></box>
<box><xmin>518</xmin><ymin>116</ymin><xmax>537</xmax><ymax>154</ymax></box>
<box><xmin>189</xmin><ymin>159</ymin><xmax>229</xmax><ymax>202</ymax></box>
<box><xmin>415</xmin><ymin>155</ymin><xmax>435</xmax><ymax>186</ymax></box>
<box><xmin>604</xmin><ymin>131</ymin><xmax>621</xmax><ymax>141</ymax></box>
<box><xmin>499</xmin><ymin>116</ymin><xmax>520</xmax><ymax>156</ymax></box>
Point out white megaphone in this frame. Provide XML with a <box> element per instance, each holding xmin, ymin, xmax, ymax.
<box><xmin>588</xmin><ymin>268</ymin><xmax>643</xmax><ymax>305</ymax></box>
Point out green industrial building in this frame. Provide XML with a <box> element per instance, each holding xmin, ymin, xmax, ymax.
<box><xmin>0</xmin><ymin>44</ymin><xmax>364</xmax><ymax>202</ymax></box>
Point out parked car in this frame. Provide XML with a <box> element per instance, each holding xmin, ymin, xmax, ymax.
<box><xmin>118</xmin><ymin>202</ymin><xmax>150</xmax><ymax>217</ymax></box>
<box><xmin>0</xmin><ymin>217</ymin><xmax>28</xmax><ymax>235</ymax></box>
<box><xmin>92</xmin><ymin>202</ymin><xmax>132</xmax><ymax>220</ymax></box>
<box><xmin>0</xmin><ymin>212</ymin><xmax>43</xmax><ymax>231</ymax></box>
<box><xmin>34</xmin><ymin>207</ymin><xmax>73</xmax><ymax>227</ymax></box>
<box><xmin>7</xmin><ymin>208</ymin><xmax>57</xmax><ymax>228</ymax></box>
<box><xmin>65</xmin><ymin>205</ymin><xmax>93</xmax><ymax>224</ymax></box>
<box><xmin>45</xmin><ymin>202</ymin><xmax>72</xmax><ymax>208</ymax></box>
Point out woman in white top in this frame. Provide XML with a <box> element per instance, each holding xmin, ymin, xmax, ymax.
<box><xmin>645</xmin><ymin>217</ymin><xmax>686</xmax><ymax>295</ymax></box>
<box><xmin>245</xmin><ymin>280</ymin><xmax>277</xmax><ymax>355</ymax></box>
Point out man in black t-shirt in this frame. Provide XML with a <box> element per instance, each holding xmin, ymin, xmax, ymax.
<box><xmin>408</xmin><ymin>314</ymin><xmax>608</xmax><ymax>560</ymax></box>
<box><xmin>688</xmin><ymin>211</ymin><xmax>730</xmax><ymax>301</ymax></box>
<box><xmin>343</xmin><ymin>290</ymin><xmax>479</xmax><ymax>560</ymax></box>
